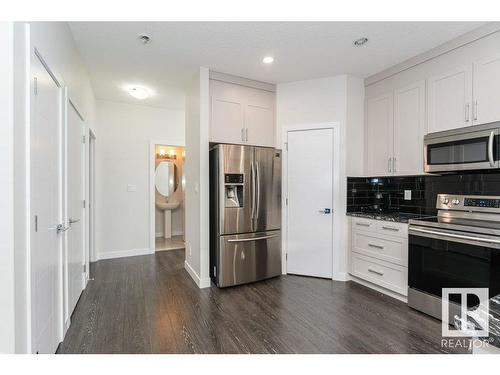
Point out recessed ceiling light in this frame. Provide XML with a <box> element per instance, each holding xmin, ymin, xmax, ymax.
<box><xmin>353</xmin><ymin>37</ymin><xmax>369</xmax><ymax>47</ymax></box>
<box><xmin>138</xmin><ymin>34</ymin><xmax>151</xmax><ymax>45</ymax></box>
<box><xmin>262</xmin><ymin>56</ymin><xmax>274</xmax><ymax>64</ymax></box>
<box><xmin>125</xmin><ymin>86</ymin><xmax>152</xmax><ymax>100</ymax></box>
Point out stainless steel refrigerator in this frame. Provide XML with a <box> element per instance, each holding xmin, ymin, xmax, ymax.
<box><xmin>209</xmin><ymin>144</ymin><xmax>281</xmax><ymax>287</ymax></box>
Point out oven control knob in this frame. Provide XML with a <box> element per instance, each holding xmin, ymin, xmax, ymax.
<box><xmin>452</xmin><ymin>199</ymin><xmax>460</xmax><ymax>205</ymax></box>
<box><xmin>442</xmin><ymin>198</ymin><xmax>450</xmax><ymax>205</ymax></box>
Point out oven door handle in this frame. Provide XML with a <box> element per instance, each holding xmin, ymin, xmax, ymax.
<box><xmin>409</xmin><ymin>226</ymin><xmax>500</xmax><ymax>246</ymax></box>
<box><xmin>488</xmin><ymin>130</ymin><xmax>496</xmax><ymax>167</ymax></box>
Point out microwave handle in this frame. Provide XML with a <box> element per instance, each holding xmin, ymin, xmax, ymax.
<box><xmin>488</xmin><ymin>130</ymin><xmax>495</xmax><ymax>167</ymax></box>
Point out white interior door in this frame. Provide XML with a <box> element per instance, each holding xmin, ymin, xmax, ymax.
<box><xmin>67</xmin><ymin>103</ymin><xmax>85</xmax><ymax>317</ymax></box>
<box><xmin>286</xmin><ymin>128</ymin><xmax>333</xmax><ymax>278</ymax></box>
<box><xmin>30</xmin><ymin>52</ymin><xmax>62</xmax><ymax>354</ymax></box>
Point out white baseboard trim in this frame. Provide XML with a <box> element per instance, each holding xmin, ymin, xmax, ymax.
<box><xmin>98</xmin><ymin>248</ymin><xmax>154</xmax><ymax>260</ymax></box>
<box><xmin>332</xmin><ymin>272</ymin><xmax>350</xmax><ymax>281</ymax></box>
<box><xmin>184</xmin><ymin>260</ymin><xmax>211</xmax><ymax>289</ymax></box>
<box><xmin>349</xmin><ymin>274</ymin><xmax>407</xmax><ymax>303</ymax></box>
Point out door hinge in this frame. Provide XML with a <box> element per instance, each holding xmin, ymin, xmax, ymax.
<box><xmin>34</xmin><ymin>215</ymin><xmax>38</xmax><ymax>232</ymax></box>
<box><xmin>82</xmin><ymin>135</ymin><xmax>86</xmax><ymax>144</ymax></box>
<box><xmin>33</xmin><ymin>77</ymin><xmax>38</xmax><ymax>95</ymax></box>
<box><xmin>286</xmin><ymin>253</ymin><xmax>288</xmax><ymax>260</ymax></box>
<box><xmin>284</xmin><ymin>142</ymin><xmax>288</xmax><ymax>151</ymax></box>
<box><xmin>213</xmin><ymin>266</ymin><xmax>217</xmax><ymax>277</ymax></box>
<box><xmin>285</xmin><ymin>198</ymin><xmax>288</xmax><ymax>205</ymax></box>
<box><xmin>83</xmin><ymin>264</ymin><xmax>87</xmax><ymax>273</ymax></box>
<box><xmin>82</xmin><ymin>199</ymin><xmax>86</xmax><ymax>208</ymax></box>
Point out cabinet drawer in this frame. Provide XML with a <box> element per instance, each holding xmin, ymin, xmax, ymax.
<box><xmin>351</xmin><ymin>253</ymin><xmax>408</xmax><ymax>296</ymax></box>
<box><xmin>375</xmin><ymin>221</ymin><xmax>408</xmax><ymax>238</ymax></box>
<box><xmin>352</xmin><ymin>231</ymin><xmax>407</xmax><ymax>266</ymax></box>
<box><xmin>351</xmin><ymin>218</ymin><xmax>376</xmax><ymax>232</ymax></box>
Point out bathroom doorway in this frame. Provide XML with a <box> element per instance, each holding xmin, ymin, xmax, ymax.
<box><xmin>150</xmin><ymin>142</ymin><xmax>186</xmax><ymax>252</ymax></box>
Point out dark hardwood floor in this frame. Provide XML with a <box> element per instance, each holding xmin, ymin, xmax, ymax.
<box><xmin>58</xmin><ymin>249</ymin><xmax>463</xmax><ymax>354</ymax></box>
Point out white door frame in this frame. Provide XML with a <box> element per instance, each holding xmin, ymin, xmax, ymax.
<box><xmin>149</xmin><ymin>139</ymin><xmax>185</xmax><ymax>253</ymax></box>
<box><xmin>63</xmin><ymin>97</ymin><xmax>85</xmax><ymax>331</ymax></box>
<box><xmin>88</xmin><ymin>128</ymin><xmax>96</xmax><ymax>265</ymax></box>
<box><xmin>281</xmin><ymin>122</ymin><xmax>341</xmax><ymax>278</ymax></box>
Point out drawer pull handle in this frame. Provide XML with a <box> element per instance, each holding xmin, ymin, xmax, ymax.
<box><xmin>356</xmin><ymin>223</ymin><xmax>370</xmax><ymax>227</ymax></box>
<box><xmin>368</xmin><ymin>243</ymin><xmax>384</xmax><ymax>249</ymax></box>
<box><xmin>368</xmin><ymin>268</ymin><xmax>384</xmax><ymax>276</ymax></box>
<box><xmin>382</xmin><ymin>226</ymin><xmax>399</xmax><ymax>231</ymax></box>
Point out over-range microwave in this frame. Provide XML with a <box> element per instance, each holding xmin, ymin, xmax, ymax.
<box><xmin>424</xmin><ymin>122</ymin><xmax>500</xmax><ymax>173</ymax></box>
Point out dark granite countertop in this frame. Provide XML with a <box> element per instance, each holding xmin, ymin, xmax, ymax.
<box><xmin>346</xmin><ymin>211</ymin><xmax>434</xmax><ymax>224</ymax></box>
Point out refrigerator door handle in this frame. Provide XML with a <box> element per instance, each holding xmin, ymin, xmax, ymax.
<box><xmin>256</xmin><ymin>161</ymin><xmax>260</xmax><ymax>219</ymax></box>
<box><xmin>227</xmin><ymin>234</ymin><xmax>280</xmax><ymax>243</ymax></box>
<box><xmin>251</xmin><ymin>161</ymin><xmax>256</xmax><ymax>219</ymax></box>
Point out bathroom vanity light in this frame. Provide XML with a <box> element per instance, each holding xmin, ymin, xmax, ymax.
<box><xmin>157</xmin><ymin>149</ymin><xmax>176</xmax><ymax>160</ymax></box>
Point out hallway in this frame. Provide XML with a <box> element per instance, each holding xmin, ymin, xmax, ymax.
<box><xmin>58</xmin><ymin>250</ymin><xmax>463</xmax><ymax>354</ymax></box>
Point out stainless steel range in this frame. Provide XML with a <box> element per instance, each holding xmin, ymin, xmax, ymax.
<box><xmin>408</xmin><ymin>194</ymin><xmax>500</xmax><ymax>319</ymax></box>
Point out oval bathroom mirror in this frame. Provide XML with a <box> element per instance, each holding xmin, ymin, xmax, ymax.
<box><xmin>155</xmin><ymin>161</ymin><xmax>176</xmax><ymax>197</ymax></box>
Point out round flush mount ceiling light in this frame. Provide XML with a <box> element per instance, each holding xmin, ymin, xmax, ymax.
<box><xmin>353</xmin><ymin>37</ymin><xmax>369</xmax><ymax>47</ymax></box>
<box><xmin>262</xmin><ymin>56</ymin><xmax>274</xmax><ymax>64</ymax></box>
<box><xmin>138</xmin><ymin>34</ymin><xmax>151</xmax><ymax>45</ymax></box>
<box><xmin>126</xmin><ymin>86</ymin><xmax>152</xmax><ymax>100</ymax></box>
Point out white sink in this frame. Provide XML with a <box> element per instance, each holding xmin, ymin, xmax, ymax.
<box><xmin>156</xmin><ymin>201</ymin><xmax>180</xmax><ymax>211</ymax></box>
<box><xmin>156</xmin><ymin>201</ymin><xmax>180</xmax><ymax>239</ymax></box>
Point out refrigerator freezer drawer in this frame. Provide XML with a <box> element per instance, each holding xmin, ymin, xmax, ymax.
<box><xmin>217</xmin><ymin>230</ymin><xmax>281</xmax><ymax>287</ymax></box>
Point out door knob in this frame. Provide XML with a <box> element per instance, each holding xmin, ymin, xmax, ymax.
<box><xmin>69</xmin><ymin>218</ymin><xmax>80</xmax><ymax>226</ymax></box>
<box><xmin>319</xmin><ymin>208</ymin><xmax>331</xmax><ymax>214</ymax></box>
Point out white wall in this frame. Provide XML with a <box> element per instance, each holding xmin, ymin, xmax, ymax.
<box><xmin>277</xmin><ymin>74</ymin><xmax>364</xmax><ymax>279</ymax></box>
<box><xmin>184</xmin><ymin>67</ymin><xmax>211</xmax><ymax>288</ymax></box>
<box><xmin>12</xmin><ymin>21</ymin><xmax>97</xmax><ymax>353</ymax></box>
<box><xmin>0</xmin><ymin>22</ymin><xmax>16</xmax><ymax>354</ymax></box>
<box><xmin>95</xmin><ymin>100</ymin><xmax>185</xmax><ymax>259</ymax></box>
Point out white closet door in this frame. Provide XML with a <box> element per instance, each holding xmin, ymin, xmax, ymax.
<box><xmin>473</xmin><ymin>54</ymin><xmax>500</xmax><ymax>125</ymax></box>
<box><xmin>30</xmin><ymin>52</ymin><xmax>62</xmax><ymax>354</ymax></box>
<box><xmin>393</xmin><ymin>80</ymin><xmax>426</xmax><ymax>175</ymax></box>
<box><xmin>286</xmin><ymin>128</ymin><xmax>333</xmax><ymax>278</ymax></box>
<box><xmin>427</xmin><ymin>65</ymin><xmax>472</xmax><ymax>133</ymax></box>
<box><xmin>66</xmin><ymin>103</ymin><xmax>85</xmax><ymax>318</ymax></box>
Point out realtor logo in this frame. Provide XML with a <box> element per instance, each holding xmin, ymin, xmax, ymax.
<box><xmin>442</xmin><ymin>288</ymin><xmax>489</xmax><ymax>337</ymax></box>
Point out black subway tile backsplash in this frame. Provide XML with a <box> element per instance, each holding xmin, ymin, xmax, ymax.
<box><xmin>347</xmin><ymin>172</ymin><xmax>500</xmax><ymax>216</ymax></box>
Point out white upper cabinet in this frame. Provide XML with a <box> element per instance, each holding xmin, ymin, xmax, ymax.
<box><xmin>243</xmin><ymin>87</ymin><xmax>275</xmax><ymax>147</ymax></box>
<box><xmin>393</xmin><ymin>80</ymin><xmax>426</xmax><ymax>175</ymax></box>
<box><xmin>473</xmin><ymin>53</ymin><xmax>500</xmax><ymax>125</ymax></box>
<box><xmin>210</xmin><ymin>80</ymin><xmax>245</xmax><ymax>144</ymax></box>
<box><xmin>210</xmin><ymin>78</ymin><xmax>275</xmax><ymax>147</ymax></box>
<box><xmin>366</xmin><ymin>92</ymin><xmax>394</xmax><ymax>176</ymax></box>
<box><xmin>427</xmin><ymin>65</ymin><xmax>473</xmax><ymax>134</ymax></box>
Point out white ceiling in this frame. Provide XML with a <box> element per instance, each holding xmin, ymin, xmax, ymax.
<box><xmin>69</xmin><ymin>22</ymin><xmax>486</xmax><ymax>109</ymax></box>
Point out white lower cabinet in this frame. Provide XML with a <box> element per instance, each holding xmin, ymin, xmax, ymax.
<box><xmin>351</xmin><ymin>253</ymin><xmax>408</xmax><ymax>296</ymax></box>
<box><xmin>349</xmin><ymin>217</ymin><xmax>408</xmax><ymax>297</ymax></box>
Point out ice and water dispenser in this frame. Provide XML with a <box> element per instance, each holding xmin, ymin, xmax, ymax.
<box><xmin>224</xmin><ymin>174</ymin><xmax>244</xmax><ymax>208</ymax></box>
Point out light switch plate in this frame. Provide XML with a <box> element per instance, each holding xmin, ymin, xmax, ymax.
<box><xmin>127</xmin><ymin>184</ymin><xmax>137</xmax><ymax>192</ymax></box>
<box><xmin>404</xmin><ymin>190</ymin><xmax>412</xmax><ymax>200</ymax></box>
